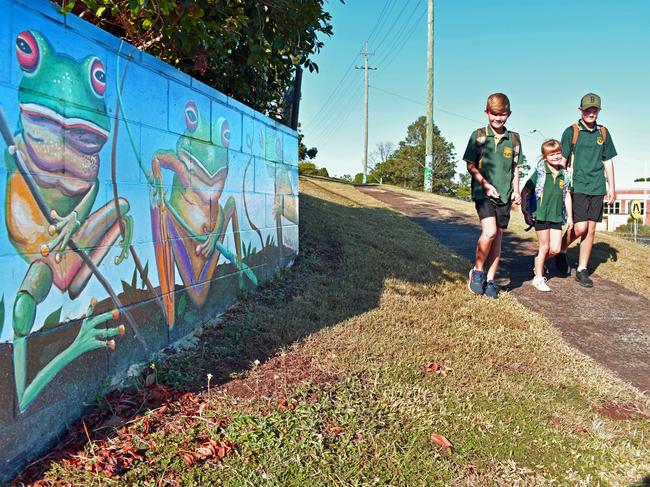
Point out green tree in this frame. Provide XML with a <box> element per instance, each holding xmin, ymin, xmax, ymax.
<box><xmin>353</xmin><ymin>173</ymin><xmax>365</xmax><ymax>184</ymax></box>
<box><xmin>298</xmin><ymin>131</ymin><xmax>318</xmax><ymax>161</ymax></box>
<box><xmin>56</xmin><ymin>0</ymin><xmax>341</xmax><ymax>119</ymax></box>
<box><xmin>316</xmin><ymin>167</ymin><xmax>329</xmax><ymax>177</ymax></box>
<box><xmin>455</xmin><ymin>172</ymin><xmax>472</xmax><ymax>200</ymax></box>
<box><xmin>298</xmin><ymin>162</ymin><xmax>318</xmax><ymax>175</ymax></box>
<box><xmin>379</xmin><ymin>116</ymin><xmax>455</xmax><ymax>192</ymax></box>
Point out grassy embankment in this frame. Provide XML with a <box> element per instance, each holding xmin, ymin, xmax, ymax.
<box><xmin>384</xmin><ymin>184</ymin><xmax>650</xmax><ymax>300</ymax></box>
<box><xmin>28</xmin><ymin>177</ymin><xmax>650</xmax><ymax>486</ymax></box>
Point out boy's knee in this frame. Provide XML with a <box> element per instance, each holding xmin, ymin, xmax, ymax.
<box><xmin>481</xmin><ymin>229</ymin><xmax>498</xmax><ymax>241</ymax></box>
<box><xmin>548</xmin><ymin>245</ymin><xmax>561</xmax><ymax>256</ymax></box>
<box><xmin>539</xmin><ymin>242</ymin><xmax>550</xmax><ymax>254</ymax></box>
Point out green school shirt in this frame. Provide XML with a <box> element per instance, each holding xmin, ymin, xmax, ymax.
<box><xmin>560</xmin><ymin>120</ymin><xmax>617</xmax><ymax>196</ymax></box>
<box><xmin>463</xmin><ymin>125</ymin><xmax>522</xmax><ymax>205</ymax></box>
<box><xmin>524</xmin><ymin>162</ymin><xmax>566</xmax><ymax>223</ymax></box>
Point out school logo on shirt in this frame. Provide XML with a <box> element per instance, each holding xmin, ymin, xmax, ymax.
<box><xmin>596</xmin><ymin>137</ymin><xmax>604</xmax><ymax>145</ymax></box>
<box><xmin>559</xmin><ymin>180</ymin><xmax>565</xmax><ymax>190</ymax></box>
<box><xmin>503</xmin><ymin>147</ymin><xmax>513</xmax><ymax>158</ymax></box>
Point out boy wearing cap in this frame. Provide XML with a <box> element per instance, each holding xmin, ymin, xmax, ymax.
<box><xmin>555</xmin><ymin>93</ymin><xmax>617</xmax><ymax>287</ymax></box>
<box><xmin>464</xmin><ymin>93</ymin><xmax>522</xmax><ymax>298</ymax></box>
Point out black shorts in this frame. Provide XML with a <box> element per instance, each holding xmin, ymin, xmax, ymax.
<box><xmin>534</xmin><ymin>220</ymin><xmax>562</xmax><ymax>231</ymax></box>
<box><xmin>475</xmin><ymin>198</ymin><xmax>512</xmax><ymax>229</ymax></box>
<box><xmin>572</xmin><ymin>193</ymin><xmax>604</xmax><ymax>223</ymax></box>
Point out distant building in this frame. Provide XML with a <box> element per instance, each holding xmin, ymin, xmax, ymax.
<box><xmin>597</xmin><ymin>181</ymin><xmax>649</xmax><ymax>231</ymax></box>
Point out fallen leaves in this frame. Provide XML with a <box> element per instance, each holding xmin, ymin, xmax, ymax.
<box><xmin>179</xmin><ymin>439</ymin><xmax>235</xmax><ymax>466</ymax></box>
<box><xmin>424</xmin><ymin>362</ymin><xmax>450</xmax><ymax>376</ymax></box>
<box><xmin>430</xmin><ymin>434</ymin><xmax>453</xmax><ymax>454</ymax></box>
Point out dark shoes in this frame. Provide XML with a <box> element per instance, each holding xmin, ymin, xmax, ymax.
<box><xmin>468</xmin><ymin>269</ymin><xmax>485</xmax><ymax>295</ymax></box>
<box><xmin>554</xmin><ymin>253</ymin><xmax>570</xmax><ymax>276</ymax></box>
<box><xmin>484</xmin><ymin>280</ymin><xmax>500</xmax><ymax>299</ymax></box>
<box><xmin>575</xmin><ymin>269</ymin><xmax>593</xmax><ymax>288</ymax></box>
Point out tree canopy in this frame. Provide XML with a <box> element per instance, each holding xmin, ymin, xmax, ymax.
<box><xmin>369</xmin><ymin>116</ymin><xmax>456</xmax><ymax>193</ymax></box>
<box><xmin>56</xmin><ymin>0</ymin><xmax>340</xmax><ymax>119</ymax></box>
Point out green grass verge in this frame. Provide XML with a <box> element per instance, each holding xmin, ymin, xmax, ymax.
<box><xmin>33</xmin><ymin>178</ymin><xmax>650</xmax><ymax>486</ymax></box>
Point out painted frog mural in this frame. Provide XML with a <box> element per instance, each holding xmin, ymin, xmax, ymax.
<box><xmin>261</xmin><ymin>127</ymin><xmax>298</xmax><ymax>225</ymax></box>
<box><xmin>2</xmin><ymin>31</ymin><xmax>130</xmax><ymax>411</ymax></box>
<box><xmin>148</xmin><ymin>101</ymin><xmax>257</xmax><ymax>327</ymax></box>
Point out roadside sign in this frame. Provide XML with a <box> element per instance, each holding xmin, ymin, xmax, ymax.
<box><xmin>630</xmin><ymin>200</ymin><xmax>643</xmax><ymax>221</ymax></box>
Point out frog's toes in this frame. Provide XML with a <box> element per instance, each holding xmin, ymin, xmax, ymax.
<box><xmin>40</xmin><ymin>244</ymin><xmax>50</xmax><ymax>257</ymax></box>
<box><xmin>106</xmin><ymin>339</ymin><xmax>116</xmax><ymax>350</ymax></box>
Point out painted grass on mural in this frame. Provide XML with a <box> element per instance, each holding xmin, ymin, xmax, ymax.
<box><xmin>32</xmin><ymin>178</ymin><xmax>650</xmax><ymax>485</ymax></box>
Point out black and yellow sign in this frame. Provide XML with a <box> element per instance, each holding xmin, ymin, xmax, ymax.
<box><xmin>630</xmin><ymin>200</ymin><xmax>643</xmax><ymax>221</ymax></box>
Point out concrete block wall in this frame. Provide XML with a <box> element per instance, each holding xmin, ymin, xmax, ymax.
<box><xmin>0</xmin><ymin>0</ymin><xmax>298</xmax><ymax>479</ymax></box>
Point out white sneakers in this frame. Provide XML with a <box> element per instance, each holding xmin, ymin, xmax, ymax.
<box><xmin>532</xmin><ymin>276</ymin><xmax>551</xmax><ymax>292</ymax></box>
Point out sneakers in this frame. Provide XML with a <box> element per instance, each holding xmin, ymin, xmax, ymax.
<box><xmin>554</xmin><ymin>252</ymin><xmax>569</xmax><ymax>276</ymax></box>
<box><xmin>468</xmin><ymin>269</ymin><xmax>485</xmax><ymax>295</ymax></box>
<box><xmin>532</xmin><ymin>276</ymin><xmax>551</xmax><ymax>292</ymax></box>
<box><xmin>484</xmin><ymin>280</ymin><xmax>500</xmax><ymax>299</ymax></box>
<box><xmin>575</xmin><ymin>268</ymin><xmax>593</xmax><ymax>288</ymax></box>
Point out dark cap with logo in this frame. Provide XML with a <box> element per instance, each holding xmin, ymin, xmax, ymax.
<box><xmin>580</xmin><ymin>93</ymin><xmax>601</xmax><ymax>110</ymax></box>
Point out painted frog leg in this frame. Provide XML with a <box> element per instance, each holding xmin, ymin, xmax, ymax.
<box><xmin>16</xmin><ymin>299</ymin><xmax>125</xmax><ymax>412</ymax></box>
<box><xmin>43</xmin><ymin>183</ymin><xmax>99</xmax><ymax>263</ymax></box>
<box><xmin>208</xmin><ymin>197</ymin><xmax>257</xmax><ymax>286</ymax></box>
<box><xmin>13</xmin><ymin>261</ymin><xmax>54</xmax><ymax>401</ymax></box>
<box><xmin>67</xmin><ymin>198</ymin><xmax>131</xmax><ymax>299</ymax></box>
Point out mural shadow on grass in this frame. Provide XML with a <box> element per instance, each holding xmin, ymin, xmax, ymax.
<box><xmin>15</xmin><ymin>192</ymin><xmax>462</xmax><ymax>482</ymax></box>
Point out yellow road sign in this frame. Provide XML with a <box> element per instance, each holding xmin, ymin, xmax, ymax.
<box><xmin>630</xmin><ymin>200</ymin><xmax>643</xmax><ymax>221</ymax></box>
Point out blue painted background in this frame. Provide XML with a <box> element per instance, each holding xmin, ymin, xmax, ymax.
<box><xmin>0</xmin><ymin>0</ymin><xmax>298</xmax><ymax>479</ymax></box>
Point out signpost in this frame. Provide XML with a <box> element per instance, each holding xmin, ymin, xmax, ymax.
<box><xmin>630</xmin><ymin>200</ymin><xmax>643</xmax><ymax>243</ymax></box>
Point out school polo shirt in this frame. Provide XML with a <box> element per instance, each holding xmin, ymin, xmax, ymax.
<box><xmin>524</xmin><ymin>163</ymin><xmax>566</xmax><ymax>223</ymax></box>
<box><xmin>463</xmin><ymin>125</ymin><xmax>522</xmax><ymax>205</ymax></box>
<box><xmin>560</xmin><ymin>120</ymin><xmax>617</xmax><ymax>196</ymax></box>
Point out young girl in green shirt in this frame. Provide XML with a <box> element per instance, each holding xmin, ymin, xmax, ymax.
<box><xmin>522</xmin><ymin>139</ymin><xmax>574</xmax><ymax>292</ymax></box>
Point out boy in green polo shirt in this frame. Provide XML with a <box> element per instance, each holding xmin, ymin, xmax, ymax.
<box><xmin>464</xmin><ymin>93</ymin><xmax>522</xmax><ymax>298</ymax></box>
<box><xmin>522</xmin><ymin>139</ymin><xmax>573</xmax><ymax>291</ymax></box>
<box><xmin>554</xmin><ymin>93</ymin><xmax>617</xmax><ymax>288</ymax></box>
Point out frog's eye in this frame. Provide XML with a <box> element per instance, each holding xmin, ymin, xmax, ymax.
<box><xmin>89</xmin><ymin>58</ymin><xmax>106</xmax><ymax>97</ymax></box>
<box><xmin>16</xmin><ymin>31</ymin><xmax>40</xmax><ymax>73</ymax></box>
<box><xmin>185</xmin><ymin>101</ymin><xmax>199</xmax><ymax>132</ymax></box>
<box><xmin>221</xmin><ymin>121</ymin><xmax>231</xmax><ymax>148</ymax></box>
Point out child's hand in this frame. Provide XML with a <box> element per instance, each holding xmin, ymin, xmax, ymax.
<box><xmin>482</xmin><ymin>181</ymin><xmax>500</xmax><ymax>200</ymax></box>
<box><xmin>511</xmin><ymin>190</ymin><xmax>522</xmax><ymax>205</ymax></box>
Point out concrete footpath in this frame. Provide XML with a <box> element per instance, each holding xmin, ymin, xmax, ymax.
<box><xmin>359</xmin><ymin>186</ymin><xmax>650</xmax><ymax>394</ymax></box>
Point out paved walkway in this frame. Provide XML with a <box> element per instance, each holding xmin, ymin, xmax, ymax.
<box><xmin>359</xmin><ymin>187</ymin><xmax>650</xmax><ymax>394</ymax></box>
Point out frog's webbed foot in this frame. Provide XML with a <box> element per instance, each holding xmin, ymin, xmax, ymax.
<box><xmin>195</xmin><ymin>227</ymin><xmax>219</xmax><ymax>258</ymax></box>
<box><xmin>72</xmin><ymin>298</ymin><xmax>126</xmax><ymax>354</ymax></box>
<box><xmin>114</xmin><ymin>214</ymin><xmax>134</xmax><ymax>265</ymax></box>
<box><xmin>41</xmin><ymin>209</ymin><xmax>81</xmax><ymax>263</ymax></box>
<box><xmin>17</xmin><ymin>298</ymin><xmax>126</xmax><ymax>411</ymax></box>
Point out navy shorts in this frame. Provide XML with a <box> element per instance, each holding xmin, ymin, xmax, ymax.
<box><xmin>534</xmin><ymin>220</ymin><xmax>562</xmax><ymax>231</ymax></box>
<box><xmin>572</xmin><ymin>193</ymin><xmax>604</xmax><ymax>223</ymax></box>
<box><xmin>475</xmin><ymin>198</ymin><xmax>512</xmax><ymax>229</ymax></box>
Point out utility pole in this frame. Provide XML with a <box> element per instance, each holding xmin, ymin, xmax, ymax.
<box><xmin>356</xmin><ymin>42</ymin><xmax>376</xmax><ymax>184</ymax></box>
<box><xmin>424</xmin><ymin>0</ymin><xmax>434</xmax><ymax>192</ymax></box>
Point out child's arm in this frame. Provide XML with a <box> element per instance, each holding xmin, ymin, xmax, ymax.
<box><xmin>466</xmin><ymin>161</ymin><xmax>500</xmax><ymax>199</ymax></box>
<box><xmin>511</xmin><ymin>165</ymin><xmax>521</xmax><ymax>204</ymax></box>
<box><xmin>564</xmin><ymin>190</ymin><xmax>574</xmax><ymax>231</ymax></box>
<box><xmin>603</xmin><ymin>159</ymin><xmax>616</xmax><ymax>204</ymax></box>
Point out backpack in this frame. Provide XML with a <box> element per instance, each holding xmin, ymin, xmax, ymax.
<box><xmin>474</xmin><ymin>126</ymin><xmax>521</xmax><ymax>170</ymax></box>
<box><xmin>566</xmin><ymin>123</ymin><xmax>607</xmax><ymax>188</ymax></box>
<box><xmin>523</xmin><ymin>161</ymin><xmax>571</xmax><ymax>226</ymax></box>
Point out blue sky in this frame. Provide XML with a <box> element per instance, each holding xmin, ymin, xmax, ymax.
<box><xmin>299</xmin><ymin>0</ymin><xmax>650</xmax><ymax>185</ymax></box>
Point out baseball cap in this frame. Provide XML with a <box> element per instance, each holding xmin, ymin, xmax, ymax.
<box><xmin>580</xmin><ymin>93</ymin><xmax>601</xmax><ymax>110</ymax></box>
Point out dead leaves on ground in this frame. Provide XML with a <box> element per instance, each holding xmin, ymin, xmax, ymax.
<box><xmin>424</xmin><ymin>362</ymin><xmax>450</xmax><ymax>376</ymax></box>
<box><xmin>430</xmin><ymin>434</ymin><xmax>453</xmax><ymax>454</ymax></box>
<box><xmin>179</xmin><ymin>439</ymin><xmax>235</xmax><ymax>466</ymax></box>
